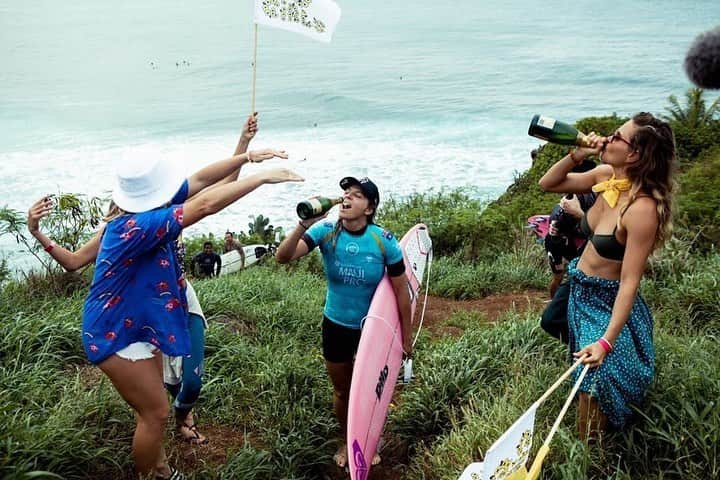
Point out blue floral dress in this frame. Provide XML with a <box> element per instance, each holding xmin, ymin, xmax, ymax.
<box><xmin>82</xmin><ymin>183</ymin><xmax>190</xmax><ymax>364</ymax></box>
<box><xmin>567</xmin><ymin>258</ymin><xmax>655</xmax><ymax>428</ymax></box>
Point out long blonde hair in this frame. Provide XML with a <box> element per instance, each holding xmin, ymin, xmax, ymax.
<box><xmin>624</xmin><ymin>112</ymin><xmax>678</xmax><ymax>250</ymax></box>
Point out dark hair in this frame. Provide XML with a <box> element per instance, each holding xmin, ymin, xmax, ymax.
<box><xmin>328</xmin><ymin>201</ymin><xmax>377</xmax><ymax>253</ymax></box>
<box><xmin>366</xmin><ymin>203</ymin><xmax>377</xmax><ymax>225</ymax></box>
<box><xmin>203</xmin><ymin>241</ymin><xmax>213</xmax><ymax>248</ymax></box>
<box><xmin>626</xmin><ymin>112</ymin><xmax>677</xmax><ymax>249</ymax></box>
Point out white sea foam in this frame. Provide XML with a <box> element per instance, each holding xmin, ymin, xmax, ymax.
<box><xmin>0</xmin><ymin>125</ymin><xmax>537</xmax><ymax>271</ymax></box>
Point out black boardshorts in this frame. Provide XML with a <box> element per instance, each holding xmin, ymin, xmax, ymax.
<box><xmin>322</xmin><ymin>315</ymin><xmax>362</xmax><ymax>363</ymax></box>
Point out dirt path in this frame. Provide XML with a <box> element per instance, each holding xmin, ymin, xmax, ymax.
<box><xmin>421</xmin><ymin>290</ymin><xmax>547</xmax><ymax>337</ymax></box>
<box><xmin>162</xmin><ymin>289</ymin><xmax>548</xmax><ymax>479</ymax></box>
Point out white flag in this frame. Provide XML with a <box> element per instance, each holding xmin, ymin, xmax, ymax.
<box><xmin>458</xmin><ymin>403</ymin><xmax>537</xmax><ymax>480</ymax></box>
<box><xmin>254</xmin><ymin>0</ymin><xmax>341</xmax><ymax>43</ymax></box>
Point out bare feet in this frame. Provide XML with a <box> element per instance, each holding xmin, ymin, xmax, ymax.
<box><xmin>333</xmin><ymin>444</ymin><xmax>348</xmax><ymax>468</ymax></box>
<box><xmin>334</xmin><ymin>444</ymin><xmax>381</xmax><ymax>468</ymax></box>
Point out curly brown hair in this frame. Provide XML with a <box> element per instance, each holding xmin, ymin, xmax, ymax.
<box><xmin>624</xmin><ymin>112</ymin><xmax>678</xmax><ymax>250</ymax></box>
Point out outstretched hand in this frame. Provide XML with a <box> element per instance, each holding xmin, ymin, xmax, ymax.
<box><xmin>248</xmin><ymin>148</ymin><xmax>288</xmax><ymax>163</ymax></box>
<box><xmin>262</xmin><ymin>168</ymin><xmax>304</xmax><ymax>184</ymax></box>
<box><xmin>27</xmin><ymin>197</ymin><xmax>54</xmax><ymax>233</ymax></box>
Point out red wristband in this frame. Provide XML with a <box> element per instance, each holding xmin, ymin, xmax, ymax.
<box><xmin>44</xmin><ymin>241</ymin><xmax>56</xmax><ymax>252</ymax></box>
<box><xmin>598</xmin><ymin>337</ymin><xmax>613</xmax><ymax>353</ymax></box>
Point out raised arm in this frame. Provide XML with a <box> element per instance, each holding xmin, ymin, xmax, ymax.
<box><xmin>233</xmin><ymin>114</ymin><xmax>257</xmax><ymax>157</ymax></box>
<box><xmin>275</xmin><ymin>215</ymin><xmax>326</xmax><ymax>263</ymax></box>
<box><xmin>27</xmin><ymin>197</ymin><xmax>102</xmax><ymax>271</ymax></box>
<box><xmin>539</xmin><ymin>133</ymin><xmax>609</xmax><ymax>193</ymax></box>
<box><xmin>202</xmin><ymin>114</ymin><xmax>260</xmax><ymax>192</ymax></box>
<box><xmin>181</xmin><ymin>168</ymin><xmax>303</xmax><ymax>229</ymax></box>
<box><xmin>186</xmin><ymin>138</ymin><xmax>286</xmax><ymax>199</ymax></box>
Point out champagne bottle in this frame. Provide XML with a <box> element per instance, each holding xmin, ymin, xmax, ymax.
<box><xmin>296</xmin><ymin>196</ymin><xmax>343</xmax><ymax>220</ymax></box>
<box><xmin>528</xmin><ymin>114</ymin><xmax>591</xmax><ymax>147</ymax></box>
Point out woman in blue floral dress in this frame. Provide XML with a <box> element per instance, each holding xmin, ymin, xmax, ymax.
<box><xmin>79</xmin><ymin>148</ymin><xmax>301</xmax><ymax>478</ymax></box>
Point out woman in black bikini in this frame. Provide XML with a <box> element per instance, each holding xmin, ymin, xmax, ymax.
<box><xmin>539</xmin><ymin>112</ymin><xmax>676</xmax><ymax>439</ymax></box>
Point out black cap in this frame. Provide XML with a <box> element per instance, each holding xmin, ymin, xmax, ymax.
<box><xmin>339</xmin><ymin>176</ymin><xmax>380</xmax><ymax>208</ymax></box>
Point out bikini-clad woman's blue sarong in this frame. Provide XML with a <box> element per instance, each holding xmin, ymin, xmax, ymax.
<box><xmin>567</xmin><ymin>258</ymin><xmax>655</xmax><ymax>428</ymax></box>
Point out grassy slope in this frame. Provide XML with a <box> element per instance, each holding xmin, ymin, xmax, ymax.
<box><xmin>2</xmin><ymin>247</ymin><xmax>719</xmax><ymax>479</ymax></box>
<box><xmin>3</xmin><ymin>112</ymin><xmax>720</xmax><ymax>479</ymax></box>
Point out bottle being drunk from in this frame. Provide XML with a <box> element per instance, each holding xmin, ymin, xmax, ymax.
<box><xmin>528</xmin><ymin>114</ymin><xmax>591</xmax><ymax>147</ymax></box>
<box><xmin>296</xmin><ymin>196</ymin><xmax>343</xmax><ymax>220</ymax></box>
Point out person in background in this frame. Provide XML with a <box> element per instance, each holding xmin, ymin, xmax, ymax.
<box><xmin>223</xmin><ymin>231</ymin><xmax>245</xmax><ymax>269</ymax></box>
<box><xmin>539</xmin><ymin>112</ymin><xmax>676</xmax><ymax>439</ymax></box>
<box><xmin>545</xmin><ymin>191</ymin><xmax>597</xmax><ymax>297</ymax></box>
<box><xmin>192</xmin><ymin>241</ymin><xmax>222</xmax><ymax>278</ymax></box>
<box><xmin>540</xmin><ymin>191</ymin><xmax>596</xmax><ymax>344</ymax></box>
<box><xmin>276</xmin><ymin>176</ymin><xmax>412</xmax><ymax>469</ymax></box>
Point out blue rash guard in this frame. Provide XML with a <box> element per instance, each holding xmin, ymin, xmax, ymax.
<box><xmin>303</xmin><ymin>222</ymin><xmax>405</xmax><ymax>330</ymax></box>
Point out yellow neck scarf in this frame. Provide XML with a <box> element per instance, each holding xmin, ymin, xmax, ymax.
<box><xmin>592</xmin><ymin>175</ymin><xmax>632</xmax><ymax>208</ymax></box>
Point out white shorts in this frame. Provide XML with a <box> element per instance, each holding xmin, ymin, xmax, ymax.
<box><xmin>115</xmin><ymin>341</ymin><xmax>158</xmax><ymax>361</ymax></box>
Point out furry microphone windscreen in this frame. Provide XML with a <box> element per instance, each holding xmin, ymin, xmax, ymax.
<box><xmin>684</xmin><ymin>26</ymin><xmax>720</xmax><ymax>89</ymax></box>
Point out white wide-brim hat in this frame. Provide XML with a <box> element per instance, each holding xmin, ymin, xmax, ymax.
<box><xmin>112</xmin><ymin>155</ymin><xmax>186</xmax><ymax>213</ymax></box>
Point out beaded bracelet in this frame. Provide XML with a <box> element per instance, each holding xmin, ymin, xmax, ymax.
<box><xmin>569</xmin><ymin>149</ymin><xmax>580</xmax><ymax>164</ymax></box>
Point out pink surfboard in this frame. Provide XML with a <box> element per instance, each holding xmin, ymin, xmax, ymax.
<box><xmin>527</xmin><ymin>214</ymin><xmax>587</xmax><ymax>250</ymax></box>
<box><xmin>527</xmin><ymin>214</ymin><xmax>550</xmax><ymax>239</ymax></box>
<box><xmin>347</xmin><ymin>224</ymin><xmax>432</xmax><ymax>480</ymax></box>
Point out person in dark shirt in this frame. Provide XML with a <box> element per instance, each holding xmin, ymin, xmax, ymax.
<box><xmin>192</xmin><ymin>242</ymin><xmax>221</xmax><ymax>278</ymax></box>
<box><xmin>545</xmin><ymin>191</ymin><xmax>597</xmax><ymax>297</ymax></box>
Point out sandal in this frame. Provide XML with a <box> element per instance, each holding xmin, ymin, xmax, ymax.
<box><xmin>178</xmin><ymin>422</ymin><xmax>208</xmax><ymax>445</ymax></box>
<box><xmin>156</xmin><ymin>468</ymin><xmax>186</xmax><ymax>480</ymax></box>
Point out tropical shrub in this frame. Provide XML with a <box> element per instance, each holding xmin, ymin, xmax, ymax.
<box><xmin>676</xmin><ymin>145</ymin><xmax>720</xmax><ymax>247</ymax></box>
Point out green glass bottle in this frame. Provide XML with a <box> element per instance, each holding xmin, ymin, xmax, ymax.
<box><xmin>296</xmin><ymin>196</ymin><xmax>343</xmax><ymax>220</ymax></box>
<box><xmin>528</xmin><ymin>114</ymin><xmax>591</xmax><ymax>147</ymax></box>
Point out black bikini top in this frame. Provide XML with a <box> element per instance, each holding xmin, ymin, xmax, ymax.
<box><xmin>579</xmin><ymin>214</ymin><xmax>626</xmax><ymax>261</ymax></box>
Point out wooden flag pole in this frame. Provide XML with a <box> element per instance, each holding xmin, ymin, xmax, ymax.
<box><xmin>525</xmin><ymin>364</ymin><xmax>591</xmax><ymax>480</ymax></box>
<box><xmin>251</xmin><ymin>23</ymin><xmax>258</xmax><ymax>115</ymax></box>
<box><xmin>535</xmin><ymin>356</ymin><xmax>586</xmax><ymax>407</ymax></box>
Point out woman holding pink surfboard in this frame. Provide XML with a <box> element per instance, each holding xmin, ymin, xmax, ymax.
<box><xmin>276</xmin><ymin>176</ymin><xmax>412</xmax><ymax>468</ymax></box>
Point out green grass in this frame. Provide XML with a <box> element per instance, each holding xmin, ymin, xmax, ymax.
<box><xmin>4</xmin><ymin>110</ymin><xmax>720</xmax><ymax>478</ymax></box>
<box><xmin>2</xmin><ymin>248</ymin><xmax>719</xmax><ymax>479</ymax></box>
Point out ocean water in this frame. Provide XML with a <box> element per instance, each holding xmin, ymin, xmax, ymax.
<box><xmin>1</xmin><ymin>0</ymin><xmax>718</xmax><ymax>269</ymax></box>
